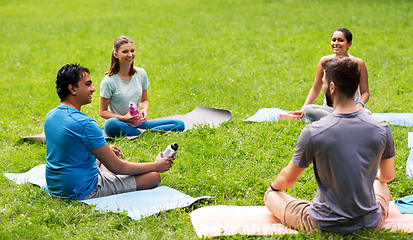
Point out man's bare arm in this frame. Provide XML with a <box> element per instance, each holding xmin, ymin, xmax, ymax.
<box><xmin>91</xmin><ymin>143</ymin><xmax>173</xmax><ymax>175</ymax></box>
<box><xmin>377</xmin><ymin>157</ymin><xmax>395</xmax><ymax>183</ymax></box>
<box><xmin>270</xmin><ymin>161</ymin><xmax>306</xmax><ymax>191</ymax></box>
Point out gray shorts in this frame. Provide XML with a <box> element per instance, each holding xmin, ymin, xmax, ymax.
<box><xmin>82</xmin><ymin>172</ymin><xmax>136</xmax><ymax>200</ymax></box>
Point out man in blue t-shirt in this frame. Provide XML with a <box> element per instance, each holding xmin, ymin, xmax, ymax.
<box><xmin>45</xmin><ymin>63</ymin><xmax>174</xmax><ymax>200</ymax></box>
<box><xmin>264</xmin><ymin>57</ymin><xmax>396</xmax><ymax>233</ymax></box>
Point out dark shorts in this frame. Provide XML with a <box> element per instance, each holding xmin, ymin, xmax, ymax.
<box><xmin>82</xmin><ymin>172</ymin><xmax>136</xmax><ymax>200</ymax></box>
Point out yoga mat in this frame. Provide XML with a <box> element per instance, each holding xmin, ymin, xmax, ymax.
<box><xmin>190</xmin><ymin>204</ymin><xmax>413</xmax><ymax>237</ymax></box>
<box><xmin>3</xmin><ymin>164</ymin><xmax>211</xmax><ymax>220</ymax></box>
<box><xmin>245</xmin><ymin>108</ymin><xmax>413</xmax><ymax>127</ymax></box>
<box><xmin>21</xmin><ymin>106</ymin><xmax>232</xmax><ymax>143</ymax></box>
<box><xmin>3</xmin><ymin>164</ymin><xmax>48</xmax><ymax>189</ymax></box>
<box><xmin>82</xmin><ymin>186</ymin><xmax>211</xmax><ymax>220</ymax></box>
<box><xmin>406</xmin><ymin>132</ymin><xmax>413</xmax><ymax>177</ymax></box>
<box><xmin>371</xmin><ymin>113</ymin><xmax>413</xmax><ymax>127</ymax></box>
<box><xmin>394</xmin><ymin>195</ymin><xmax>413</xmax><ymax>214</ymax></box>
<box><xmin>154</xmin><ymin>106</ymin><xmax>231</xmax><ymax>131</ymax></box>
<box><xmin>190</xmin><ymin>206</ymin><xmax>298</xmax><ymax>237</ymax></box>
<box><xmin>383</xmin><ymin>201</ymin><xmax>413</xmax><ymax>232</ymax></box>
<box><xmin>244</xmin><ymin>108</ymin><xmax>289</xmax><ymax>122</ymax></box>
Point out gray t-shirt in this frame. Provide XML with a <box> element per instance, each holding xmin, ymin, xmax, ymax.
<box><xmin>292</xmin><ymin>111</ymin><xmax>395</xmax><ymax>233</ymax></box>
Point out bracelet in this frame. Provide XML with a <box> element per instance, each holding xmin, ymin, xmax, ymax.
<box><xmin>270</xmin><ymin>183</ymin><xmax>280</xmax><ymax>192</ymax></box>
<box><xmin>356</xmin><ymin>101</ymin><xmax>365</xmax><ymax>108</ymax></box>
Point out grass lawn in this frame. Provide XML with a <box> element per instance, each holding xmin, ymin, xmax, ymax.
<box><xmin>1</xmin><ymin>0</ymin><xmax>413</xmax><ymax>239</ymax></box>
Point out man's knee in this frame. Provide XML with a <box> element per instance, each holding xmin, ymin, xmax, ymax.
<box><xmin>151</xmin><ymin>172</ymin><xmax>161</xmax><ymax>186</ymax></box>
<box><xmin>134</xmin><ymin>171</ymin><xmax>161</xmax><ymax>190</ymax></box>
<box><xmin>264</xmin><ymin>189</ymin><xmax>296</xmax><ymax>223</ymax></box>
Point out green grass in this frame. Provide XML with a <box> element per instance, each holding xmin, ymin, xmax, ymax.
<box><xmin>1</xmin><ymin>0</ymin><xmax>413</xmax><ymax>238</ymax></box>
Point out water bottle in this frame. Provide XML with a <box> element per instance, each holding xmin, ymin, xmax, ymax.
<box><xmin>163</xmin><ymin>142</ymin><xmax>179</xmax><ymax>158</ymax></box>
<box><xmin>128</xmin><ymin>102</ymin><xmax>140</xmax><ymax>116</ymax></box>
<box><xmin>128</xmin><ymin>102</ymin><xmax>141</xmax><ymax>124</ymax></box>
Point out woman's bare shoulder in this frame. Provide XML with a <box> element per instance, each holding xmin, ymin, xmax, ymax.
<box><xmin>353</xmin><ymin>56</ymin><xmax>367</xmax><ymax>67</ymax></box>
<box><xmin>320</xmin><ymin>54</ymin><xmax>335</xmax><ymax>62</ymax></box>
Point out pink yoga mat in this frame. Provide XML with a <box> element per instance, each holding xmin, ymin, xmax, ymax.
<box><xmin>190</xmin><ymin>203</ymin><xmax>413</xmax><ymax>238</ymax></box>
<box><xmin>383</xmin><ymin>201</ymin><xmax>413</xmax><ymax>232</ymax></box>
<box><xmin>190</xmin><ymin>206</ymin><xmax>297</xmax><ymax>237</ymax></box>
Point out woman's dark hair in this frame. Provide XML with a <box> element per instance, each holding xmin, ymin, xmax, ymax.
<box><xmin>322</xmin><ymin>57</ymin><xmax>360</xmax><ymax>99</ymax></box>
<box><xmin>56</xmin><ymin>63</ymin><xmax>90</xmax><ymax>102</ymax></box>
<box><xmin>106</xmin><ymin>36</ymin><xmax>138</xmax><ymax>76</ymax></box>
<box><xmin>334</xmin><ymin>28</ymin><xmax>352</xmax><ymax>43</ymax></box>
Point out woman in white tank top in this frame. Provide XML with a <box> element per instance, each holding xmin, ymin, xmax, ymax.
<box><xmin>289</xmin><ymin>28</ymin><xmax>371</xmax><ymax>121</ymax></box>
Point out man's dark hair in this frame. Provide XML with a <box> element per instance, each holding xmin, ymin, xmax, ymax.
<box><xmin>322</xmin><ymin>57</ymin><xmax>360</xmax><ymax>99</ymax></box>
<box><xmin>56</xmin><ymin>63</ymin><xmax>90</xmax><ymax>102</ymax></box>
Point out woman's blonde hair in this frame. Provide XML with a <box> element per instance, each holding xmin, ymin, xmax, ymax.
<box><xmin>106</xmin><ymin>36</ymin><xmax>138</xmax><ymax>76</ymax></box>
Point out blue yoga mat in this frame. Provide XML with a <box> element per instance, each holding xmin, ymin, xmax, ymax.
<box><xmin>244</xmin><ymin>108</ymin><xmax>289</xmax><ymax>122</ymax></box>
<box><xmin>394</xmin><ymin>195</ymin><xmax>413</xmax><ymax>214</ymax></box>
<box><xmin>406</xmin><ymin>132</ymin><xmax>413</xmax><ymax>177</ymax></box>
<box><xmin>371</xmin><ymin>113</ymin><xmax>413</xmax><ymax>127</ymax></box>
<box><xmin>3</xmin><ymin>164</ymin><xmax>211</xmax><ymax>220</ymax></box>
<box><xmin>245</xmin><ymin>108</ymin><xmax>413</xmax><ymax>127</ymax></box>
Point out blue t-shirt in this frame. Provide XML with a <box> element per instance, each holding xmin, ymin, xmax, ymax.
<box><xmin>44</xmin><ymin>105</ymin><xmax>107</xmax><ymax>200</ymax></box>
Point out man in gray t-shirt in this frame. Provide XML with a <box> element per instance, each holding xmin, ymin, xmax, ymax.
<box><xmin>265</xmin><ymin>57</ymin><xmax>396</xmax><ymax>233</ymax></box>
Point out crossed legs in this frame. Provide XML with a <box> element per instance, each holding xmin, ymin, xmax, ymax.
<box><xmin>264</xmin><ymin>180</ymin><xmax>390</xmax><ymax>232</ymax></box>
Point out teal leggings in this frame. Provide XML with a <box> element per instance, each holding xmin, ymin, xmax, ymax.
<box><xmin>104</xmin><ymin>118</ymin><xmax>185</xmax><ymax>137</ymax></box>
